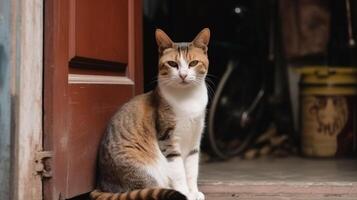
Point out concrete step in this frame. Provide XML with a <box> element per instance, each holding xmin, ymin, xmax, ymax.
<box><xmin>198</xmin><ymin>157</ymin><xmax>357</xmax><ymax>200</ymax></box>
<box><xmin>200</xmin><ymin>182</ymin><xmax>357</xmax><ymax>199</ymax></box>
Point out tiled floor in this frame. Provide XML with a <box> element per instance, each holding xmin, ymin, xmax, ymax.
<box><xmin>199</xmin><ymin>157</ymin><xmax>357</xmax><ymax>199</ymax></box>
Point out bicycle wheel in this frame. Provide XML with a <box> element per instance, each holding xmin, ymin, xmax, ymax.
<box><xmin>207</xmin><ymin>60</ymin><xmax>268</xmax><ymax>159</ymax></box>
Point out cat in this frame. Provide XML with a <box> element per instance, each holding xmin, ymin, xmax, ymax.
<box><xmin>90</xmin><ymin>28</ymin><xmax>210</xmax><ymax>200</ymax></box>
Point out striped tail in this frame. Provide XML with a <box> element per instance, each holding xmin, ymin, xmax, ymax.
<box><xmin>90</xmin><ymin>188</ymin><xmax>187</xmax><ymax>200</ymax></box>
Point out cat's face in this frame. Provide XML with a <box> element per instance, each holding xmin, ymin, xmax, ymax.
<box><xmin>156</xmin><ymin>28</ymin><xmax>210</xmax><ymax>89</ymax></box>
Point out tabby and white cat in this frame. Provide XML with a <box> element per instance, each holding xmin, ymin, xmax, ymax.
<box><xmin>90</xmin><ymin>28</ymin><xmax>210</xmax><ymax>200</ymax></box>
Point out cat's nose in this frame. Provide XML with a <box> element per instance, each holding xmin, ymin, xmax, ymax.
<box><xmin>179</xmin><ymin>73</ymin><xmax>187</xmax><ymax>80</ymax></box>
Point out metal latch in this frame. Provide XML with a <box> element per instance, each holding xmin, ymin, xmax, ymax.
<box><xmin>35</xmin><ymin>151</ymin><xmax>53</xmax><ymax>178</ymax></box>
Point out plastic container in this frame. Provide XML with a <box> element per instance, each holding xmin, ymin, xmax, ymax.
<box><xmin>299</xmin><ymin>67</ymin><xmax>357</xmax><ymax>157</ymax></box>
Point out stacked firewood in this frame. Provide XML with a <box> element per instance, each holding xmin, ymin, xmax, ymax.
<box><xmin>242</xmin><ymin>124</ymin><xmax>298</xmax><ymax>160</ymax></box>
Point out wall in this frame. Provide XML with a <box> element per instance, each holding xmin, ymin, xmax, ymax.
<box><xmin>0</xmin><ymin>0</ymin><xmax>13</xmax><ymax>199</ymax></box>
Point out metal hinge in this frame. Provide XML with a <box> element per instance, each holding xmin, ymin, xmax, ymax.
<box><xmin>35</xmin><ymin>151</ymin><xmax>53</xmax><ymax>178</ymax></box>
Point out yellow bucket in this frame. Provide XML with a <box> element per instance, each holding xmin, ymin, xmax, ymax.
<box><xmin>299</xmin><ymin>67</ymin><xmax>357</xmax><ymax>157</ymax></box>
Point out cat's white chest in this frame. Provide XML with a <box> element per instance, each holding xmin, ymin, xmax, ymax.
<box><xmin>175</xmin><ymin>116</ymin><xmax>204</xmax><ymax>157</ymax></box>
<box><xmin>160</xmin><ymin>84</ymin><xmax>208</xmax><ymax>156</ymax></box>
<box><xmin>172</xmin><ymin>97</ymin><xmax>206</xmax><ymax>118</ymax></box>
<box><xmin>171</xmin><ymin>97</ymin><xmax>206</xmax><ymax>156</ymax></box>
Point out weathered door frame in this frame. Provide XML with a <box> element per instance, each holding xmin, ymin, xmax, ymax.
<box><xmin>2</xmin><ymin>0</ymin><xmax>44</xmax><ymax>199</ymax></box>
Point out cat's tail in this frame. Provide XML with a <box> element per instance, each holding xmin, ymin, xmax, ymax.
<box><xmin>90</xmin><ymin>188</ymin><xmax>187</xmax><ymax>200</ymax></box>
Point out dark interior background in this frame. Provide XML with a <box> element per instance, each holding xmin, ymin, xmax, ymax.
<box><xmin>142</xmin><ymin>0</ymin><xmax>357</xmax><ymax>156</ymax></box>
<box><xmin>142</xmin><ymin>0</ymin><xmax>289</xmax><ymax>155</ymax></box>
<box><xmin>143</xmin><ymin>0</ymin><xmax>271</xmax><ymax>92</ymax></box>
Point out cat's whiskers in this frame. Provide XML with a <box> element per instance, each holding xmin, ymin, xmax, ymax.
<box><xmin>206</xmin><ymin>73</ymin><xmax>217</xmax><ymax>79</ymax></box>
<box><xmin>147</xmin><ymin>76</ymin><xmax>160</xmax><ymax>87</ymax></box>
<box><xmin>194</xmin><ymin>76</ymin><xmax>214</xmax><ymax>100</ymax></box>
<box><xmin>159</xmin><ymin>78</ymin><xmax>173</xmax><ymax>87</ymax></box>
<box><xmin>205</xmin><ymin>76</ymin><xmax>216</xmax><ymax>87</ymax></box>
<box><xmin>203</xmin><ymin>79</ymin><xmax>215</xmax><ymax>100</ymax></box>
<box><xmin>206</xmin><ymin>84</ymin><xmax>215</xmax><ymax>100</ymax></box>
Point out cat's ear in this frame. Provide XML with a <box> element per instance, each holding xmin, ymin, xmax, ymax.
<box><xmin>192</xmin><ymin>28</ymin><xmax>210</xmax><ymax>52</ymax></box>
<box><xmin>155</xmin><ymin>29</ymin><xmax>174</xmax><ymax>52</ymax></box>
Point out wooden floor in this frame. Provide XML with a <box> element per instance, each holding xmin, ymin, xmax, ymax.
<box><xmin>198</xmin><ymin>157</ymin><xmax>357</xmax><ymax>200</ymax></box>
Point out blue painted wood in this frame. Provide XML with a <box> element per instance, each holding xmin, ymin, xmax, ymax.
<box><xmin>0</xmin><ymin>0</ymin><xmax>13</xmax><ymax>199</ymax></box>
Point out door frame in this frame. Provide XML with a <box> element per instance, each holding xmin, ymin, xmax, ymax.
<box><xmin>6</xmin><ymin>0</ymin><xmax>44</xmax><ymax>199</ymax></box>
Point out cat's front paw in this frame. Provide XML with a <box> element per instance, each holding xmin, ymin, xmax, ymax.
<box><xmin>187</xmin><ymin>191</ymin><xmax>205</xmax><ymax>200</ymax></box>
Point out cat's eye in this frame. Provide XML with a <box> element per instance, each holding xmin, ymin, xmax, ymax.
<box><xmin>167</xmin><ymin>61</ymin><xmax>178</xmax><ymax>68</ymax></box>
<box><xmin>189</xmin><ymin>60</ymin><xmax>199</xmax><ymax>67</ymax></box>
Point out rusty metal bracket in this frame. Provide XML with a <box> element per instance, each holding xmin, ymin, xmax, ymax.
<box><xmin>35</xmin><ymin>151</ymin><xmax>53</xmax><ymax>178</ymax></box>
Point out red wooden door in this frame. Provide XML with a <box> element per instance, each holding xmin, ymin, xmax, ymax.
<box><xmin>43</xmin><ymin>0</ymin><xmax>143</xmax><ymax>199</ymax></box>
